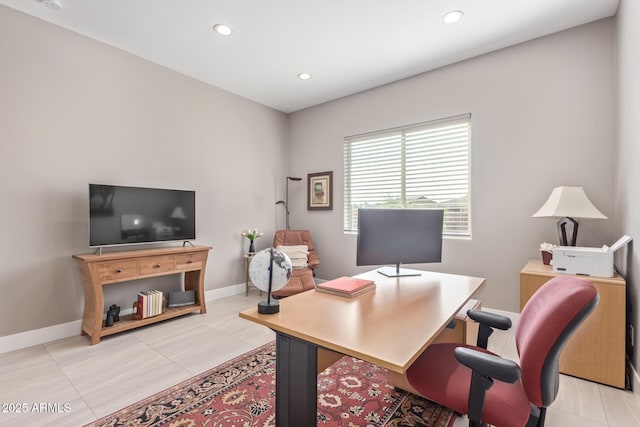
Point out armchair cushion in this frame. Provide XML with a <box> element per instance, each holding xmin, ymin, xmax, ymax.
<box><xmin>271</xmin><ymin>269</ymin><xmax>315</xmax><ymax>298</ymax></box>
<box><xmin>273</xmin><ymin>230</ymin><xmax>319</xmax><ymax>269</ymax></box>
<box><xmin>277</xmin><ymin>245</ymin><xmax>309</xmax><ymax>269</ymax></box>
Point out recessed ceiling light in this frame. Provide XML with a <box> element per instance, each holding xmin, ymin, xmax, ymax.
<box><xmin>297</xmin><ymin>73</ymin><xmax>312</xmax><ymax>80</ymax></box>
<box><xmin>443</xmin><ymin>10</ymin><xmax>464</xmax><ymax>24</ymax></box>
<box><xmin>42</xmin><ymin>0</ymin><xmax>63</xmax><ymax>10</ymax></box>
<box><xmin>213</xmin><ymin>24</ymin><xmax>233</xmax><ymax>36</ymax></box>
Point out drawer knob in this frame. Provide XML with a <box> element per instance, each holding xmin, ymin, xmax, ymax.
<box><xmin>154</xmin><ymin>264</ymin><xmax>161</xmax><ymax>268</ymax></box>
<box><xmin>187</xmin><ymin>260</ymin><xmax>193</xmax><ymax>264</ymax></box>
<box><xmin>116</xmin><ymin>269</ymin><xmax>123</xmax><ymax>273</ymax></box>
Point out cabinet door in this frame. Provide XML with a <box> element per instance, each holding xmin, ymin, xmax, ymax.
<box><xmin>520</xmin><ymin>272</ymin><xmax>626</xmax><ymax>388</ymax></box>
<box><xmin>560</xmin><ymin>280</ymin><xmax>625</xmax><ymax>388</ymax></box>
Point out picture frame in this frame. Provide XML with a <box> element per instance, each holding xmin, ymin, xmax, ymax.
<box><xmin>307</xmin><ymin>171</ymin><xmax>333</xmax><ymax>210</ymax></box>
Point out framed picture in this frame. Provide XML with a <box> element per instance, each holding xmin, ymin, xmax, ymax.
<box><xmin>307</xmin><ymin>171</ymin><xmax>333</xmax><ymax>210</ymax></box>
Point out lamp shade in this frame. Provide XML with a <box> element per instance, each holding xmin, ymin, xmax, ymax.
<box><xmin>532</xmin><ymin>186</ymin><xmax>607</xmax><ymax>219</ymax></box>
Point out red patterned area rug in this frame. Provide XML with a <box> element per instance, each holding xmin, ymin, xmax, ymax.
<box><xmin>85</xmin><ymin>342</ymin><xmax>454</xmax><ymax>427</ymax></box>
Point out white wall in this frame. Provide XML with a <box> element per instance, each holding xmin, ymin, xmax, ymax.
<box><xmin>615</xmin><ymin>0</ymin><xmax>640</xmax><ymax>370</ymax></box>
<box><xmin>0</xmin><ymin>6</ymin><xmax>621</xmax><ymax>347</ymax></box>
<box><xmin>287</xmin><ymin>19</ymin><xmax>616</xmax><ymax>313</ymax></box>
<box><xmin>0</xmin><ymin>6</ymin><xmax>288</xmax><ymax>337</ymax></box>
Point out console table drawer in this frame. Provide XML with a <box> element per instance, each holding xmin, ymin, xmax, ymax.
<box><xmin>139</xmin><ymin>255</ymin><xmax>176</xmax><ymax>275</ymax></box>
<box><xmin>175</xmin><ymin>253</ymin><xmax>204</xmax><ymax>270</ymax></box>
<box><xmin>98</xmin><ymin>260</ymin><xmax>138</xmax><ymax>282</ymax></box>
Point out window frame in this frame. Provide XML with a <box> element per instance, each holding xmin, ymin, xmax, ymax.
<box><xmin>343</xmin><ymin>114</ymin><xmax>472</xmax><ymax>238</ymax></box>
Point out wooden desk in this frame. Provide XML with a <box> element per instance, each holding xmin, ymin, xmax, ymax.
<box><xmin>239</xmin><ymin>269</ymin><xmax>485</xmax><ymax>426</ymax></box>
<box><xmin>520</xmin><ymin>259</ymin><xmax>627</xmax><ymax>388</ymax></box>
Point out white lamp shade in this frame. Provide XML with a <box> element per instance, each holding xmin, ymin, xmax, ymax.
<box><xmin>532</xmin><ymin>186</ymin><xmax>607</xmax><ymax>219</ymax></box>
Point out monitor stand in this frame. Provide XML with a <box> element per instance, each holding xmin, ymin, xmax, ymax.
<box><xmin>377</xmin><ymin>264</ymin><xmax>422</xmax><ymax>277</ymax></box>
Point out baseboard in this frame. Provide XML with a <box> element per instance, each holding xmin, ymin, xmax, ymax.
<box><xmin>633</xmin><ymin>363</ymin><xmax>640</xmax><ymax>392</ymax></box>
<box><xmin>0</xmin><ymin>283</ymin><xmax>247</xmax><ymax>355</ymax></box>
<box><xmin>0</xmin><ymin>319</ymin><xmax>84</xmax><ymax>355</ymax></box>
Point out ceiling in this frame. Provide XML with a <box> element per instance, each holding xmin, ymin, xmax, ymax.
<box><xmin>1</xmin><ymin>0</ymin><xmax>619</xmax><ymax>113</ymax></box>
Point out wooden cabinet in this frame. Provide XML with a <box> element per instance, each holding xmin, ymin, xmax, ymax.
<box><xmin>73</xmin><ymin>245</ymin><xmax>211</xmax><ymax>345</ymax></box>
<box><xmin>520</xmin><ymin>259</ymin><xmax>626</xmax><ymax>388</ymax></box>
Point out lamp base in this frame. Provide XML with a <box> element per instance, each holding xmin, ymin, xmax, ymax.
<box><xmin>258</xmin><ymin>299</ymin><xmax>280</xmax><ymax>314</ymax></box>
<box><xmin>557</xmin><ymin>217</ymin><xmax>578</xmax><ymax>246</ymax></box>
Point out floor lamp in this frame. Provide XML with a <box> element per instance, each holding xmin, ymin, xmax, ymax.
<box><xmin>275</xmin><ymin>176</ymin><xmax>302</xmax><ymax>230</ymax></box>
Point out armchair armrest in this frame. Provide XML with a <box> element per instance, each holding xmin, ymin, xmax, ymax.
<box><xmin>308</xmin><ymin>255</ymin><xmax>320</xmax><ymax>269</ymax></box>
<box><xmin>454</xmin><ymin>347</ymin><xmax>521</xmax><ymax>425</ymax></box>
<box><xmin>467</xmin><ymin>310</ymin><xmax>512</xmax><ymax>349</ymax></box>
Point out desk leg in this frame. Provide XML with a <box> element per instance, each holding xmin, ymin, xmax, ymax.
<box><xmin>275</xmin><ymin>332</ymin><xmax>317</xmax><ymax>427</ymax></box>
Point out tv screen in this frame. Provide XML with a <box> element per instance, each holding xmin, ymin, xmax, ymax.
<box><xmin>89</xmin><ymin>184</ymin><xmax>195</xmax><ymax>247</ymax></box>
<box><xmin>356</xmin><ymin>208</ymin><xmax>443</xmax><ymax>277</ymax></box>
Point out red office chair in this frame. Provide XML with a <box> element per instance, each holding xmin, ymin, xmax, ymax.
<box><xmin>406</xmin><ymin>276</ymin><xmax>599</xmax><ymax>427</ymax></box>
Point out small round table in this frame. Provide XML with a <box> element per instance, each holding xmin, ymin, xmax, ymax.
<box><xmin>243</xmin><ymin>253</ymin><xmax>262</xmax><ymax>296</ymax></box>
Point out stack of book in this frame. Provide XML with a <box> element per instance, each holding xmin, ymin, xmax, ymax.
<box><xmin>136</xmin><ymin>290</ymin><xmax>163</xmax><ymax>319</ymax></box>
<box><xmin>315</xmin><ymin>277</ymin><xmax>376</xmax><ymax>297</ymax></box>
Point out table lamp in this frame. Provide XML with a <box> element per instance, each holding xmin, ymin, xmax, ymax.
<box><xmin>532</xmin><ymin>186</ymin><xmax>606</xmax><ymax>246</ymax></box>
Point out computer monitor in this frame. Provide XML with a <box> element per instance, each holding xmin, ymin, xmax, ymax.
<box><xmin>356</xmin><ymin>208</ymin><xmax>444</xmax><ymax>277</ymax></box>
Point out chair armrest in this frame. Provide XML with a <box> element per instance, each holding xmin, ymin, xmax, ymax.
<box><xmin>454</xmin><ymin>347</ymin><xmax>521</xmax><ymax>425</ymax></box>
<box><xmin>454</xmin><ymin>347</ymin><xmax>521</xmax><ymax>384</ymax></box>
<box><xmin>467</xmin><ymin>310</ymin><xmax>512</xmax><ymax>330</ymax></box>
<box><xmin>308</xmin><ymin>253</ymin><xmax>320</xmax><ymax>269</ymax></box>
<box><xmin>467</xmin><ymin>310</ymin><xmax>512</xmax><ymax>349</ymax></box>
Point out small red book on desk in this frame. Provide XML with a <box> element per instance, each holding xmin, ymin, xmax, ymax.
<box><xmin>315</xmin><ymin>276</ymin><xmax>376</xmax><ymax>297</ymax></box>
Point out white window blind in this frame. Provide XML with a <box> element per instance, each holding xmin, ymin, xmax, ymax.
<box><xmin>344</xmin><ymin>114</ymin><xmax>471</xmax><ymax>236</ymax></box>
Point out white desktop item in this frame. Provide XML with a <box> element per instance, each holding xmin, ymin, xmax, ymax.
<box><xmin>552</xmin><ymin>235</ymin><xmax>632</xmax><ymax>277</ymax></box>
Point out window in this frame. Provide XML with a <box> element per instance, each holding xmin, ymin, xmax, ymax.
<box><xmin>344</xmin><ymin>114</ymin><xmax>471</xmax><ymax>237</ymax></box>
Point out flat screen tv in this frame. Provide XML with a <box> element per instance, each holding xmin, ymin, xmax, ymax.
<box><xmin>89</xmin><ymin>184</ymin><xmax>196</xmax><ymax>248</ymax></box>
<box><xmin>356</xmin><ymin>208</ymin><xmax>444</xmax><ymax>277</ymax></box>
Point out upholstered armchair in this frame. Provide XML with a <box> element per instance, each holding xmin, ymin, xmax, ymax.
<box><xmin>271</xmin><ymin>229</ymin><xmax>319</xmax><ymax>298</ymax></box>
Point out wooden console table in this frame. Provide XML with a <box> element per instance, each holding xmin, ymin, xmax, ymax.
<box><xmin>520</xmin><ymin>259</ymin><xmax>626</xmax><ymax>388</ymax></box>
<box><xmin>73</xmin><ymin>245</ymin><xmax>211</xmax><ymax>344</ymax></box>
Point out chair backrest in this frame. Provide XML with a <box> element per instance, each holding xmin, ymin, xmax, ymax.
<box><xmin>516</xmin><ymin>276</ymin><xmax>598</xmax><ymax>408</ymax></box>
<box><xmin>272</xmin><ymin>229</ymin><xmax>319</xmax><ymax>269</ymax></box>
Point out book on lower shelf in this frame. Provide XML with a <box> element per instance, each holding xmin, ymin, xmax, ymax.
<box><xmin>133</xmin><ymin>290</ymin><xmax>164</xmax><ymax>320</ymax></box>
<box><xmin>315</xmin><ymin>276</ymin><xmax>376</xmax><ymax>297</ymax></box>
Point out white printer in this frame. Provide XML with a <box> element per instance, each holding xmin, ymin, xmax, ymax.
<box><xmin>552</xmin><ymin>235</ymin><xmax>632</xmax><ymax>277</ymax></box>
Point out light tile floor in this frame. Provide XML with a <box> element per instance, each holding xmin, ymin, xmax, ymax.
<box><xmin>0</xmin><ymin>292</ymin><xmax>638</xmax><ymax>426</ymax></box>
